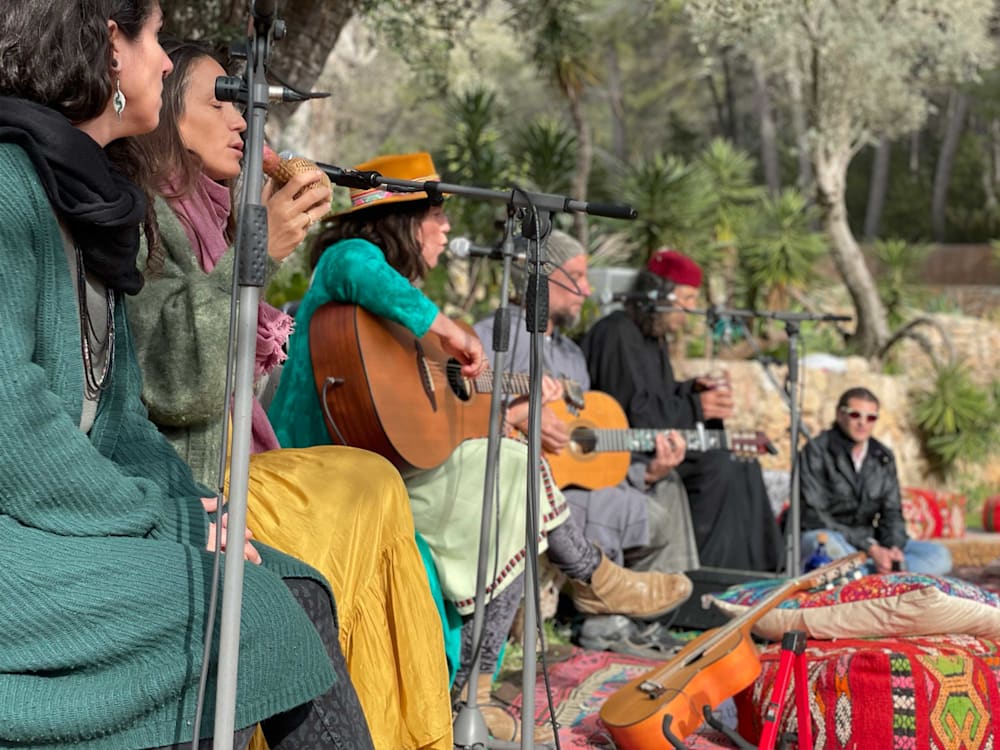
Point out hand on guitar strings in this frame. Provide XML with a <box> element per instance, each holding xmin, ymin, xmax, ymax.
<box><xmin>506</xmin><ymin>375</ymin><xmax>572</xmax><ymax>453</ymax></box>
<box><xmin>201</xmin><ymin>496</ymin><xmax>263</xmax><ymax>565</ymax></box>
<box><xmin>431</xmin><ymin>314</ymin><xmax>486</xmax><ymax>378</ymax></box>
<box><xmin>644</xmin><ymin>431</ymin><xmax>686</xmax><ymax>485</ymax></box>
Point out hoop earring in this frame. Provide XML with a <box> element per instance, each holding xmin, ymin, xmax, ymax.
<box><xmin>113</xmin><ymin>78</ymin><xmax>126</xmax><ymax>119</ymax></box>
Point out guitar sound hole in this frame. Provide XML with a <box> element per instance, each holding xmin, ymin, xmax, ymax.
<box><xmin>570</xmin><ymin>428</ymin><xmax>598</xmax><ymax>455</ymax></box>
<box><xmin>445</xmin><ymin>359</ymin><xmax>472</xmax><ymax>401</ymax></box>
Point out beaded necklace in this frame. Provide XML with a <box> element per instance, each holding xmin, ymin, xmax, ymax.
<box><xmin>74</xmin><ymin>243</ymin><xmax>115</xmax><ymax>399</ymax></box>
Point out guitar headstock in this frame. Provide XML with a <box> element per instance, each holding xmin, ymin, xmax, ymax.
<box><xmin>794</xmin><ymin>551</ymin><xmax>868</xmax><ymax>592</ymax></box>
<box><xmin>729</xmin><ymin>430</ymin><xmax>778</xmax><ymax>458</ymax></box>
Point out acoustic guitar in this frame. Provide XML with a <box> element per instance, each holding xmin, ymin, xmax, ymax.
<box><xmin>599</xmin><ymin>551</ymin><xmax>867</xmax><ymax>749</ymax></box>
<box><xmin>308</xmin><ymin>302</ymin><xmax>582</xmax><ymax>475</ymax></box>
<box><xmin>544</xmin><ymin>390</ymin><xmax>775</xmax><ymax>490</ymax></box>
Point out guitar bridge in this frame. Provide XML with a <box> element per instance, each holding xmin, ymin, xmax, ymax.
<box><xmin>638</xmin><ymin>680</ymin><xmax>666</xmax><ymax>699</ymax></box>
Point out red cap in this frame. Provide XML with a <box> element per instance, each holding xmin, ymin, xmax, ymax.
<box><xmin>647</xmin><ymin>248</ymin><xmax>702</xmax><ymax>288</ymax></box>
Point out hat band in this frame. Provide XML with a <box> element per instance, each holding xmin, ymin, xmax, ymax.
<box><xmin>350</xmin><ymin>173</ymin><xmax>441</xmax><ymax>209</ymax></box>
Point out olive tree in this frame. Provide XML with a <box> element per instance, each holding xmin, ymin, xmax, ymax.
<box><xmin>686</xmin><ymin>0</ymin><xmax>997</xmax><ymax>356</ymax></box>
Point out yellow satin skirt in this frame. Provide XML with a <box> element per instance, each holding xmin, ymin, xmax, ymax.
<box><xmin>242</xmin><ymin>446</ymin><xmax>451</xmax><ymax>750</ymax></box>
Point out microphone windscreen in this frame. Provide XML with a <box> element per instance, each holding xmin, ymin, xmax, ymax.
<box><xmin>448</xmin><ymin>237</ymin><xmax>472</xmax><ymax>257</ymax></box>
<box><xmin>262</xmin><ymin>145</ymin><xmax>331</xmax><ymax>196</ymax></box>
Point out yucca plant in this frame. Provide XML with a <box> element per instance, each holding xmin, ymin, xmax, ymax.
<box><xmin>738</xmin><ymin>188</ymin><xmax>827</xmax><ymax>311</ymax></box>
<box><xmin>619</xmin><ymin>151</ymin><xmax>719</xmax><ymax>263</ymax></box>
<box><xmin>509</xmin><ymin>116</ymin><xmax>577</xmax><ymax>195</ymax></box>
<box><xmin>873</xmin><ymin>238</ymin><xmax>932</xmax><ymax>329</ymax></box>
<box><xmin>912</xmin><ymin>362</ymin><xmax>1000</xmax><ymax>476</ymax></box>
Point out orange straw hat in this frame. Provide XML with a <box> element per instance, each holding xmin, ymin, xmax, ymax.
<box><xmin>331</xmin><ymin>151</ymin><xmax>443</xmax><ymax>216</ymax></box>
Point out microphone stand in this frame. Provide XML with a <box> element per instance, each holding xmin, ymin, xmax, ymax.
<box><xmin>453</xmin><ymin>214</ymin><xmax>525</xmax><ymax>750</ymax></box>
<box><xmin>682</xmin><ymin>306</ymin><xmax>851</xmax><ymax>577</ymax></box>
<box><xmin>211</xmin><ymin>3</ymin><xmax>279</xmax><ymax>746</ymax></box>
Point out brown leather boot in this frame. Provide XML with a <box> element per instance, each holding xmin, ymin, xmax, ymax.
<box><xmin>571</xmin><ymin>551</ymin><xmax>693</xmax><ymax>621</ymax></box>
<box><xmin>456</xmin><ymin>674</ymin><xmax>556</xmax><ymax>743</ymax></box>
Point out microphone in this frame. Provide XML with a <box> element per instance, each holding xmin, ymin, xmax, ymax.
<box><xmin>251</xmin><ymin>0</ymin><xmax>277</xmax><ymax>27</ymax></box>
<box><xmin>215</xmin><ymin>76</ymin><xmax>329</xmax><ymax>105</ymax></box>
<box><xmin>448</xmin><ymin>237</ymin><xmax>527</xmax><ymax>261</ymax></box>
<box><xmin>599</xmin><ymin>289</ymin><xmax>677</xmax><ymax>305</ymax></box>
<box><xmin>278</xmin><ymin>151</ymin><xmax>381</xmax><ymax>190</ymax></box>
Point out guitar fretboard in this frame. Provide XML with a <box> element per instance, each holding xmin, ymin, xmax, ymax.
<box><xmin>584</xmin><ymin>428</ymin><xmax>731</xmax><ymax>454</ymax></box>
<box><xmin>473</xmin><ymin>370</ymin><xmax>533</xmax><ymax>394</ymax></box>
<box><xmin>470</xmin><ymin>370</ymin><xmax>578</xmax><ymax>398</ymax></box>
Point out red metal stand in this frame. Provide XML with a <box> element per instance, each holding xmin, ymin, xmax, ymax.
<box><xmin>758</xmin><ymin>630</ymin><xmax>812</xmax><ymax>750</ymax></box>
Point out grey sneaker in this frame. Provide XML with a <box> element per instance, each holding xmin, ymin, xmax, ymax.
<box><xmin>577</xmin><ymin>615</ymin><xmax>639</xmax><ymax>651</ymax></box>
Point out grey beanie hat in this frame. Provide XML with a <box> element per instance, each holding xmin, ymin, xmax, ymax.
<box><xmin>510</xmin><ymin>229</ymin><xmax>585</xmax><ymax>295</ymax></box>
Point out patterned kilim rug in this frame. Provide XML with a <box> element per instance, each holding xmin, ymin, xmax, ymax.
<box><xmin>498</xmin><ymin>646</ymin><xmax>739</xmax><ymax>749</ymax></box>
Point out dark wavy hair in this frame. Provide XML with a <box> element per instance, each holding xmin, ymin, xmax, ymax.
<box><xmin>625</xmin><ymin>269</ymin><xmax>676</xmax><ymax>338</ymax></box>
<box><xmin>309</xmin><ymin>199</ymin><xmax>438</xmax><ymax>281</ymax></box>
<box><xmin>0</xmin><ymin>0</ymin><xmax>163</xmax><ymax>271</ymax></box>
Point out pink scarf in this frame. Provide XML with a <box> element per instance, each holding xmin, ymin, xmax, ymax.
<box><xmin>165</xmin><ymin>172</ymin><xmax>291</xmax><ymax>454</ymax></box>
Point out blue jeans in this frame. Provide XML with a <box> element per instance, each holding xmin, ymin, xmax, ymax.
<box><xmin>799</xmin><ymin>529</ymin><xmax>952</xmax><ymax>576</ymax></box>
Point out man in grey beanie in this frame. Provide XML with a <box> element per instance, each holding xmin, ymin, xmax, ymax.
<box><xmin>474</xmin><ymin>230</ymin><xmax>700</xmax><ymax>655</ymax></box>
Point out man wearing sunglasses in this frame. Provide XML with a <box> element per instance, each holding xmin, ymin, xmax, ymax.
<box><xmin>798</xmin><ymin>387</ymin><xmax>952</xmax><ymax>575</ymax></box>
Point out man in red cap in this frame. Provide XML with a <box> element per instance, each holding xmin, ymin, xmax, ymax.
<box><xmin>582</xmin><ymin>249</ymin><xmax>783</xmax><ymax>572</ymax></box>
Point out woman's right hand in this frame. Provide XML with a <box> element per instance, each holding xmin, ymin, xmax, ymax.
<box><xmin>201</xmin><ymin>497</ymin><xmax>262</xmax><ymax>565</ymax></box>
<box><xmin>261</xmin><ymin>170</ymin><xmax>333</xmax><ymax>262</ymax></box>
<box><xmin>432</xmin><ymin>314</ymin><xmax>486</xmax><ymax>378</ymax></box>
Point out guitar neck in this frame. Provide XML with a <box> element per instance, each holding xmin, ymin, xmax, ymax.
<box><xmin>587</xmin><ymin>427</ymin><xmax>732</xmax><ymax>454</ymax></box>
<box><xmin>676</xmin><ymin>551</ymin><xmax>867</xmax><ymax>668</ymax></box>
<box><xmin>472</xmin><ymin>371</ymin><xmax>571</xmax><ymax>396</ymax></box>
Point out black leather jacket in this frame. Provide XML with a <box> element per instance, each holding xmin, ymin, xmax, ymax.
<box><xmin>798</xmin><ymin>426</ymin><xmax>907</xmax><ymax>550</ymax></box>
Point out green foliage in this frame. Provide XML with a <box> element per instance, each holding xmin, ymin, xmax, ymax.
<box><xmin>737</xmin><ymin>189</ymin><xmax>826</xmax><ymax>309</ymax></box>
<box><xmin>509</xmin><ymin>117</ymin><xmax>577</xmax><ymax>194</ymax></box>
<box><xmin>505</xmin><ymin>0</ymin><xmax>597</xmax><ymax>97</ymax></box>
<box><xmin>911</xmin><ymin>363</ymin><xmax>1000</xmax><ymax>477</ymax></box>
<box><xmin>872</xmin><ymin>238</ymin><xmax>932</xmax><ymax>328</ymax></box>
<box><xmin>359</xmin><ymin>0</ymin><xmax>482</xmax><ymax>95</ymax></box>
<box><xmin>264</xmin><ymin>249</ymin><xmax>311</xmax><ymax>308</ymax></box>
<box><xmin>619</xmin><ymin>152</ymin><xmax>718</xmax><ymax>262</ymax></box>
<box><xmin>439</xmin><ymin>86</ymin><xmax>512</xmax><ymax>243</ymax></box>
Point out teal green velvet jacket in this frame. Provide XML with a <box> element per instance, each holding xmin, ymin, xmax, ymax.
<box><xmin>268</xmin><ymin>237</ymin><xmax>438</xmax><ymax>449</ymax></box>
<box><xmin>0</xmin><ymin>143</ymin><xmax>334</xmax><ymax>749</ymax></box>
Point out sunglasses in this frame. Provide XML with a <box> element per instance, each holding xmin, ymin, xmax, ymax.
<box><xmin>840</xmin><ymin>407</ymin><xmax>878</xmax><ymax>423</ymax></box>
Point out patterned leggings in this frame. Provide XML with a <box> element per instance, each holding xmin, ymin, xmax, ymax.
<box><xmin>454</xmin><ymin>519</ymin><xmax>600</xmax><ymax>690</ymax></box>
<box><xmin>150</xmin><ymin>578</ymin><xmax>374</xmax><ymax>750</ymax></box>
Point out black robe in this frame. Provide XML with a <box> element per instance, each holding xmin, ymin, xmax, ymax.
<box><xmin>581</xmin><ymin>311</ymin><xmax>782</xmax><ymax>572</ymax></box>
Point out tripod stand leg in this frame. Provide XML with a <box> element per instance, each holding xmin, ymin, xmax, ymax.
<box><xmin>758</xmin><ymin>631</ymin><xmax>808</xmax><ymax>750</ymax></box>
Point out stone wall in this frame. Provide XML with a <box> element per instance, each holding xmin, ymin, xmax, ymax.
<box><xmin>672</xmin><ymin>311</ymin><xmax>1000</xmax><ymax>492</ymax></box>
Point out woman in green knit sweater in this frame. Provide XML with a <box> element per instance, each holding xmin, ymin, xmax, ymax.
<box><xmin>0</xmin><ymin>2</ymin><xmax>371</xmax><ymax>748</ymax></box>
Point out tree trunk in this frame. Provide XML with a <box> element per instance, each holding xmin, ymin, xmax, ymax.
<box><xmin>605</xmin><ymin>41</ymin><xmax>627</xmax><ymax>163</ymax></box>
<box><xmin>909</xmin><ymin>130</ymin><xmax>920</xmax><ymax>174</ymax></box>
<box><xmin>161</xmin><ymin>0</ymin><xmax>359</xmax><ymax>135</ymax></box>
<box><xmin>785</xmin><ymin>60</ymin><xmax>812</xmax><ymax>191</ymax></box>
<box><xmin>721</xmin><ymin>49</ymin><xmax>738</xmax><ymax>143</ymax></box>
<box><xmin>261</xmin><ymin>1</ymin><xmax>362</xmax><ymax>132</ymax></box>
<box><xmin>982</xmin><ymin>118</ymin><xmax>998</xmax><ymax>213</ymax></box>
<box><xmin>752</xmin><ymin>58</ymin><xmax>780</xmax><ymax>196</ymax></box>
<box><xmin>705</xmin><ymin>73</ymin><xmax>728</xmax><ymax>138</ymax></box>
<box><xmin>815</xmin><ymin>149</ymin><xmax>890</xmax><ymax>356</ymax></box>
<box><xmin>863</xmin><ymin>137</ymin><xmax>891</xmax><ymax>241</ymax></box>
<box><xmin>931</xmin><ymin>90</ymin><xmax>970</xmax><ymax>241</ymax></box>
<box><xmin>567</xmin><ymin>88</ymin><xmax>592</xmax><ymax>247</ymax></box>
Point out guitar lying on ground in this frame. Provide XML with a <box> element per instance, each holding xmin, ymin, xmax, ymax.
<box><xmin>308</xmin><ymin>302</ymin><xmax>583</xmax><ymax>475</ymax></box>
<box><xmin>599</xmin><ymin>551</ymin><xmax>867</xmax><ymax>750</ymax></box>
<box><xmin>544</xmin><ymin>390</ymin><xmax>777</xmax><ymax>490</ymax></box>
